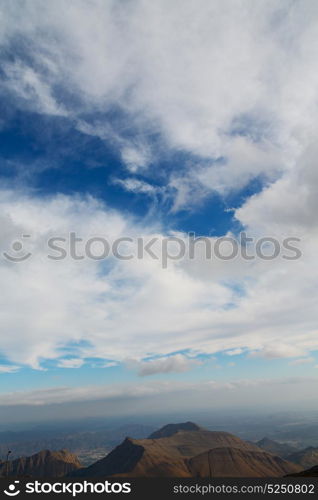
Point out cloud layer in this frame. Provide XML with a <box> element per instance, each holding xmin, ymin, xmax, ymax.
<box><xmin>1</xmin><ymin>0</ymin><xmax>318</xmax><ymax>201</ymax></box>
<box><xmin>0</xmin><ymin>186</ymin><xmax>317</xmax><ymax>371</ymax></box>
<box><xmin>1</xmin><ymin>377</ymin><xmax>317</xmax><ymax>415</ymax></box>
<box><xmin>0</xmin><ymin>1</ymin><xmax>318</xmax><ymax>384</ymax></box>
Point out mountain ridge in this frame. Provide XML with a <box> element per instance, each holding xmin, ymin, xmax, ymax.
<box><xmin>71</xmin><ymin>422</ymin><xmax>300</xmax><ymax>478</ymax></box>
<box><xmin>148</xmin><ymin>422</ymin><xmax>202</xmax><ymax>439</ymax></box>
<box><xmin>256</xmin><ymin>438</ymin><xmax>298</xmax><ymax>458</ymax></box>
<box><xmin>0</xmin><ymin>449</ymin><xmax>81</xmax><ymax>478</ymax></box>
<box><xmin>286</xmin><ymin>447</ymin><xmax>318</xmax><ymax>469</ymax></box>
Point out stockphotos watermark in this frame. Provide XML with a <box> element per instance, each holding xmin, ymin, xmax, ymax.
<box><xmin>2</xmin><ymin>480</ymin><xmax>131</xmax><ymax>496</ymax></box>
<box><xmin>2</xmin><ymin>232</ymin><xmax>302</xmax><ymax>268</ymax></box>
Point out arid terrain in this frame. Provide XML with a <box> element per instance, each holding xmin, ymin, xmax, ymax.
<box><xmin>4</xmin><ymin>421</ymin><xmax>318</xmax><ymax>478</ymax></box>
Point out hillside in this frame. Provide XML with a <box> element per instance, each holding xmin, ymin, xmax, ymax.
<box><xmin>72</xmin><ymin>422</ymin><xmax>300</xmax><ymax>478</ymax></box>
<box><xmin>0</xmin><ymin>423</ymin><xmax>155</xmax><ymax>466</ymax></box>
<box><xmin>286</xmin><ymin>465</ymin><xmax>318</xmax><ymax>477</ymax></box>
<box><xmin>0</xmin><ymin>449</ymin><xmax>81</xmax><ymax>478</ymax></box>
<box><xmin>286</xmin><ymin>447</ymin><xmax>318</xmax><ymax>469</ymax></box>
<box><xmin>256</xmin><ymin>438</ymin><xmax>298</xmax><ymax>458</ymax></box>
<box><xmin>188</xmin><ymin>447</ymin><xmax>300</xmax><ymax>477</ymax></box>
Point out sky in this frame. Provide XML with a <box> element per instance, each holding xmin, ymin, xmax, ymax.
<box><xmin>0</xmin><ymin>0</ymin><xmax>318</xmax><ymax>423</ymax></box>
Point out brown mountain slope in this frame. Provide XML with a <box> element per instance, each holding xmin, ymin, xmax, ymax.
<box><xmin>139</xmin><ymin>429</ymin><xmax>260</xmax><ymax>457</ymax></box>
<box><xmin>256</xmin><ymin>438</ymin><xmax>298</xmax><ymax>458</ymax></box>
<box><xmin>286</xmin><ymin>447</ymin><xmax>318</xmax><ymax>469</ymax></box>
<box><xmin>0</xmin><ymin>449</ymin><xmax>81</xmax><ymax>478</ymax></box>
<box><xmin>72</xmin><ymin>425</ymin><xmax>268</xmax><ymax>478</ymax></box>
<box><xmin>188</xmin><ymin>447</ymin><xmax>301</xmax><ymax>478</ymax></box>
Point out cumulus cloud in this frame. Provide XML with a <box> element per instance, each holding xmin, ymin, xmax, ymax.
<box><xmin>236</xmin><ymin>143</ymin><xmax>318</xmax><ymax>236</ymax></box>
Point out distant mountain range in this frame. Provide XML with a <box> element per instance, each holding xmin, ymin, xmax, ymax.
<box><xmin>286</xmin><ymin>447</ymin><xmax>318</xmax><ymax>469</ymax></box>
<box><xmin>2</xmin><ymin>422</ymin><xmax>318</xmax><ymax>478</ymax></box>
<box><xmin>71</xmin><ymin>422</ymin><xmax>300</xmax><ymax>478</ymax></box>
<box><xmin>256</xmin><ymin>437</ymin><xmax>318</xmax><ymax>470</ymax></box>
<box><xmin>0</xmin><ymin>423</ymin><xmax>155</xmax><ymax>466</ymax></box>
<box><xmin>148</xmin><ymin>421</ymin><xmax>202</xmax><ymax>439</ymax></box>
<box><xmin>0</xmin><ymin>450</ymin><xmax>80</xmax><ymax>477</ymax></box>
<box><xmin>256</xmin><ymin>437</ymin><xmax>298</xmax><ymax>458</ymax></box>
<box><xmin>287</xmin><ymin>465</ymin><xmax>318</xmax><ymax>477</ymax></box>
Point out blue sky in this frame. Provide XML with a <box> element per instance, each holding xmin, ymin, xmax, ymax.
<box><xmin>0</xmin><ymin>0</ymin><xmax>318</xmax><ymax>419</ymax></box>
<box><xmin>1</xmin><ymin>351</ymin><xmax>317</xmax><ymax>395</ymax></box>
<box><xmin>0</xmin><ymin>106</ymin><xmax>240</xmax><ymax>236</ymax></box>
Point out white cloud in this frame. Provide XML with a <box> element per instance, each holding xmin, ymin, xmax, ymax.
<box><xmin>100</xmin><ymin>361</ymin><xmax>118</xmax><ymax>368</ymax></box>
<box><xmin>1</xmin><ymin>1</ymin><xmax>318</xmax><ymax>390</ymax></box>
<box><xmin>226</xmin><ymin>348</ymin><xmax>244</xmax><ymax>357</ymax></box>
<box><xmin>57</xmin><ymin>358</ymin><xmax>84</xmax><ymax>369</ymax></box>
<box><xmin>289</xmin><ymin>357</ymin><xmax>315</xmax><ymax>366</ymax></box>
<box><xmin>236</xmin><ymin>143</ymin><xmax>318</xmax><ymax>236</ymax></box>
<box><xmin>130</xmin><ymin>354</ymin><xmax>200</xmax><ymax>376</ymax></box>
<box><xmin>249</xmin><ymin>345</ymin><xmax>308</xmax><ymax>360</ymax></box>
<box><xmin>0</xmin><ymin>365</ymin><xmax>20</xmax><ymax>374</ymax></box>
<box><xmin>0</xmin><ymin>188</ymin><xmax>318</xmax><ymax>371</ymax></box>
<box><xmin>114</xmin><ymin>178</ymin><xmax>158</xmax><ymax>195</ymax></box>
<box><xmin>1</xmin><ymin>61</ymin><xmax>67</xmax><ymax>116</ymax></box>
<box><xmin>0</xmin><ymin>189</ymin><xmax>234</xmax><ymax>368</ymax></box>
<box><xmin>120</xmin><ymin>143</ymin><xmax>153</xmax><ymax>173</ymax></box>
<box><xmin>1</xmin><ymin>0</ymin><xmax>318</xmax><ymax>200</ymax></box>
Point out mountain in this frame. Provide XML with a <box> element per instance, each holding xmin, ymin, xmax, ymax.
<box><xmin>286</xmin><ymin>465</ymin><xmax>318</xmax><ymax>477</ymax></box>
<box><xmin>188</xmin><ymin>447</ymin><xmax>300</xmax><ymax>477</ymax></box>
<box><xmin>0</xmin><ymin>449</ymin><xmax>81</xmax><ymax>478</ymax></box>
<box><xmin>286</xmin><ymin>447</ymin><xmax>318</xmax><ymax>469</ymax></box>
<box><xmin>72</xmin><ymin>422</ymin><xmax>300</xmax><ymax>478</ymax></box>
<box><xmin>0</xmin><ymin>423</ymin><xmax>155</xmax><ymax>465</ymax></box>
<box><xmin>148</xmin><ymin>422</ymin><xmax>202</xmax><ymax>439</ymax></box>
<box><xmin>256</xmin><ymin>438</ymin><xmax>298</xmax><ymax>458</ymax></box>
